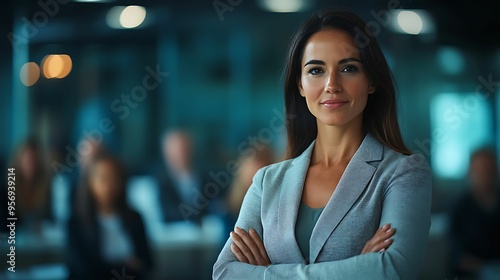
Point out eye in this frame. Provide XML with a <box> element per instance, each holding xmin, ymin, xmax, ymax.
<box><xmin>341</xmin><ymin>64</ymin><xmax>359</xmax><ymax>73</ymax></box>
<box><xmin>308</xmin><ymin>67</ymin><xmax>324</xmax><ymax>75</ymax></box>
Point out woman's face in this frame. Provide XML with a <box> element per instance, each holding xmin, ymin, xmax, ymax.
<box><xmin>19</xmin><ymin>148</ymin><xmax>37</xmax><ymax>181</ymax></box>
<box><xmin>299</xmin><ymin>29</ymin><xmax>375</xmax><ymax>128</ymax></box>
<box><xmin>89</xmin><ymin>160</ymin><xmax>121</xmax><ymax>209</ymax></box>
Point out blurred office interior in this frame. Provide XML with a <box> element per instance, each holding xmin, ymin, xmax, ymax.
<box><xmin>1</xmin><ymin>0</ymin><xmax>500</xmax><ymax>279</ymax></box>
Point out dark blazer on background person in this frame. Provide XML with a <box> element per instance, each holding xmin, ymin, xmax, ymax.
<box><xmin>213</xmin><ymin>133</ymin><xmax>432</xmax><ymax>279</ymax></box>
<box><xmin>67</xmin><ymin>210</ymin><xmax>153</xmax><ymax>280</ymax></box>
<box><xmin>157</xmin><ymin>170</ymin><xmax>209</xmax><ymax>224</ymax></box>
<box><xmin>449</xmin><ymin>191</ymin><xmax>500</xmax><ymax>277</ymax></box>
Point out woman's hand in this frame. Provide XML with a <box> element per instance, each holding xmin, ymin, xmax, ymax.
<box><xmin>230</xmin><ymin>224</ymin><xmax>392</xmax><ymax>264</ymax></box>
<box><xmin>230</xmin><ymin>227</ymin><xmax>271</xmax><ymax>266</ymax></box>
<box><xmin>361</xmin><ymin>224</ymin><xmax>395</xmax><ymax>254</ymax></box>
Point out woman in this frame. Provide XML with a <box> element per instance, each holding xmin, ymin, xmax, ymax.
<box><xmin>11</xmin><ymin>138</ymin><xmax>52</xmax><ymax>230</ymax></box>
<box><xmin>213</xmin><ymin>8</ymin><xmax>431</xmax><ymax>279</ymax></box>
<box><xmin>67</xmin><ymin>153</ymin><xmax>153</xmax><ymax>280</ymax></box>
<box><xmin>226</xmin><ymin>144</ymin><xmax>274</xmax><ymax>218</ymax></box>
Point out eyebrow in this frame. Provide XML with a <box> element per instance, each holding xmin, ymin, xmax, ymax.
<box><xmin>304</xmin><ymin>57</ymin><xmax>362</xmax><ymax>67</ymax></box>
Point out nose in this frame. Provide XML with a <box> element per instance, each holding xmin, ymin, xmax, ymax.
<box><xmin>325</xmin><ymin>73</ymin><xmax>341</xmax><ymax>93</ymax></box>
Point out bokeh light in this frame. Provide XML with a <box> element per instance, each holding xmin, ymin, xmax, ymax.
<box><xmin>20</xmin><ymin>62</ymin><xmax>40</xmax><ymax>87</ymax></box>
<box><xmin>42</xmin><ymin>54</ymin><xmax>72</xmax><ymax>79</ymax></box>
<box><xmin>258</xmin><ymin>0</ymin><xmax>309</xmax><ymax>13</ymax></box>
<box><xmin>106</xmin><ymin>6</ymin><xmax>126</xmax><ymax>29</ymax></box>
<box><xmin>437</xmin><ymin>47</ymin><xmax>465</xmax><ymax>75</ymax></box>
<box><xmin>397</xmin><ymin>10</ymin><xmax>423</xmax><ymax>35</ymax></box>
<box><xmin>58</xmin><ymin>55</ymin><xmax>73</xmax><ymax>78</ymax></box>
<box><xmin>119</xmin><ymin>5</ymin><xmax>146</xmax><ymax>28</ymax></box>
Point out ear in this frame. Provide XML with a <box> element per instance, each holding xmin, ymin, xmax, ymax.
<box><xmin>298</xmin><ymin>80</ymin><xmax>305</xmax><ymax>97</ymax></box>
<box><xmin>367</xmin><ymin>82</ymin><xmax>376</xmax><ymax>94</ymax></box>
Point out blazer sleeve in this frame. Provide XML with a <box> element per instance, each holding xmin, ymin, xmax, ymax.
<box><xmin>213</xmin><ymin>167</ymin><xmax>268</xmax><ymax>279</ymax></box>
<box><xmin>131</xmin><ymin>211</ymin><xmax>154</xmax><ymax>271</ymax></box>
<box><xmin>214</xmin><ymin>154</ymin><xmax>432</xmax><ymax>280</ymax></box>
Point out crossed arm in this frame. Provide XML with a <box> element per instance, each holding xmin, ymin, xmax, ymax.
<box><xmin>213</xmin><ymin>154</ymin><xmax>432</xmax><ymax>280</ymax></box>
<box><xmin>230</xmin><ymin>224</ymin><xmax>395</xmax><ymax>267</ymax></box>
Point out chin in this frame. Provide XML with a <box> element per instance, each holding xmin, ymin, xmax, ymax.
<box><xmin>315</xmin><ymin>110</ymin><xmax>363</xmax><ymax>128</ymax></box>
<box><xmin>317</xmin><ymin>117</ymin><xmax>348</xmax><ymax>127</ymax></box>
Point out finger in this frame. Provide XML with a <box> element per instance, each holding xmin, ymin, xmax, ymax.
<box><xmin>362</xmin><ymin>225</ymin><xmax>395</xmax><ymax>254</ymax></box>
<box><xmin>231</xmin><ymin>243</ymin><xmax>249</xmax><ymax>263</ymax></box>
<box><xmin>230</xmin><ymin>231</ymin><xmax>257</xmax><ymax>264</ymax></box>
<box><xmin>378</xmin><ymin>227</ymin><xmax>395</xmax><ymax>240</ymax></box>
<box><xmin>362</xmin><ymin>237</ymin><xmax>393</xmax><ymax>254</ymax></box>
<box><xmin>371</xmin><ymin>227</ymin><xmax>395</xmax><ymax>244</ymax></box>
<box><xmin>378</xmin><ymin>224</ymin><xmax>390</xmax><ymax>233</ymax></box>
<box><xmin>235</xmin><ymin>227</ymin><xmax>263</xmax><ymax>264</ymax></box>
<box><xmin>375</xmin><ymin>224</ymin><xmax>390</xmax><ymax>235</ymax></box>
<box><xmin>369</xmin><ymin>225</ymin><xmax>390</xmax><ymax>244</ymax></box>
<box><xmin>249</xmin><ymin>229</ymin><xmax>269</xmax><ymax>261</ymax></box>
<box><xmin>370</xmin><ymin>238</ymin><xmax>393</xmax><ymax>253</ymax></box>
<box><xmin>249</xmin><ymin>228</ymin><xmax>271</xmax><ymax>264</ymax></box>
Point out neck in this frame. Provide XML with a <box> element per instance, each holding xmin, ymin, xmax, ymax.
<box><xmin>312</xmin><ymin>117</ymin><xmax>364</xmax><ymax>167</ymax></box>
<box><xmin>168</xmin><ymin>164</ymin><xmax>192</xmax><ymax>176</ymax></box>
<box><xmin>97</xmin><ymin>205</ymin><xmax>116</xmax><ymax>216</ymax></box>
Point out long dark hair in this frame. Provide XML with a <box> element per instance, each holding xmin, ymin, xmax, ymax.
<box><xmin>76</xmin><ymin>153</ymin><xmax>134</xmax><ymax>226</ymax></box>
<box><xmin>284</xmin><ymin>8</ymin><xmax>411</xmax><ymax>158</ymax></box>
<box><xmin>12</xmin><ymin>137</ymin><xmax>47</xmax><ymax>183</ymax></box>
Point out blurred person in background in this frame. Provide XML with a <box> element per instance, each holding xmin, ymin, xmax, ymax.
<box><xmin>68</xmin><ymin>137</ymin><xmax>104</xmax><ymax>211</ymax></box>
<box><xmin>11</xmin><ymin>137</ymin><xmax>52</xmax><ymax>232</ymax></box>
<box><xmin>226</xmin><ymin>145</ymin><xmax>274</xmax><ymax>219</ymax></box>
<box><xmin>158</xmin><ymin>130</ymin><xmax>208</xmax><ymax>223</ymax></box>
<box><xmin>449</xmin><ymin>148</ymin><xmax>500</xmax><ymax>279</ymax></box>
<box><xmin>67</xmin><ymin>153</ymin><xmax>153</xmax><ymax>280</ymax></box>
<box><xmin>1</xmin><ymin>155</ymin><xmax>7</xmax><ymax>233</ymax></box>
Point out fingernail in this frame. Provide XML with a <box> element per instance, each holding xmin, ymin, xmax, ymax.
<box><xmin>384</xmin><ymin>238</ymin><xmax>391</xmax><ymax>243</ymax></box>
<box><xmin>386</xmin><ymin>228</ymin><xmax>392</xmax><ymax>233</ymax></box>
<box><xmin>379</xmin><ymin>248</ymin><xmax>385</xmax><ymax>252</ymax></box>
<box><xmin>383</xmin><ymin>224</ymin><xmax>389</xmax><ymax>229</ymax></box>
<box><xmin>249</xmin><ymin>228</ymin><xmax>255</xmax><ymax>233</ymax></box>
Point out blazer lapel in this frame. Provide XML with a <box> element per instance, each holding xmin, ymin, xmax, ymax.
<box><xmin>276</xmin><ymin>140</ymin><xmax>316</xmax><ymax>264</ymax></box>
<box><xmin>309</xmin><ymin>134</ymin><xmax>383</xmax><ymax>263</ymax></box>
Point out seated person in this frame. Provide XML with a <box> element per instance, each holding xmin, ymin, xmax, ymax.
<box><xmin>449</xmin><ymin>148</ymin><xmax>500</xmax><ymax>278</ymax></box>
<box><xmin>157</xmin><ymin>130</ymin><xmax>208</xmax><ymax>223</ymax></box>
<box><xmin>226</xmin><ymin>145</ymin><xmax>274</xmax><ymax>219</ymax></box>
<box><xmin>67</xmin><ymin>153</ymin><xmax>153</xmax><ymax>280</ymax></box>
<box><xmin>11</xmin><ymin>137</ymin><xmax>52</xmax><ymax>231</ymax></box>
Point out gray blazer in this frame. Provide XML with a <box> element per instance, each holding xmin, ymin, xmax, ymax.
<box><xmin>213</xmin><ymin>133</ymin><xmax>432</xmax><ymax>279</ymax></box>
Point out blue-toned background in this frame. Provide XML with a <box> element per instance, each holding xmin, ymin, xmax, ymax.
<box><xmin>1</xmin><ymin>0</ymin><xmax>499</xmax><ymax>279</ymax></box>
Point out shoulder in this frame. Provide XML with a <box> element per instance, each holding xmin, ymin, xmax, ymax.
<box><xmin>375</xmin><ymin>148</ymin><xmax>432</xmax><ymax>199</ymax></box>
<box><xmin>123</xmin><ymin>208</ymin><xmax>145</xmax><ymax>225</ymax></box>
<box><xmin>252</xmin><ymin>158</ymin><xmax>295</xmax><ymax>186</ymax></box>
<box><xmin>380</xmin><ymin>147</ymin><xmax>431</xmax><ymax>177</ymax></box>
<box><xmin>130</xmin><ymin>208</ymin><xmax>144</xmax><ymax>220</ymax></box>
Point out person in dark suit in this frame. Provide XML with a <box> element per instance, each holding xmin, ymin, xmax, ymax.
<box><xmin>449</xmin><ymin>148</ymin><xmax>500</xmax><ymax>279</ymax></box>
<box><xmin>67</xmin><ymin>153</ymin><xmax>153</xmax><ymax>280</ymax></box>
<box><xmin>158</xmin><ymin>130</ymin><xmax>209</xmax><ymax>223</ymax></box>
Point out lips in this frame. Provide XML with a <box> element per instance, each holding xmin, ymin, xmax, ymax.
<box><xmin>320</xmin><ymin>99</ymin><xmax>348</xmax><ymax>109</ymax></box>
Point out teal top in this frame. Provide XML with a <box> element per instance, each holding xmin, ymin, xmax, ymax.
<box><xmin>295</xmin><ymin>203</ymin><xmax>324</xmax><ymax>262</ymax></box>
